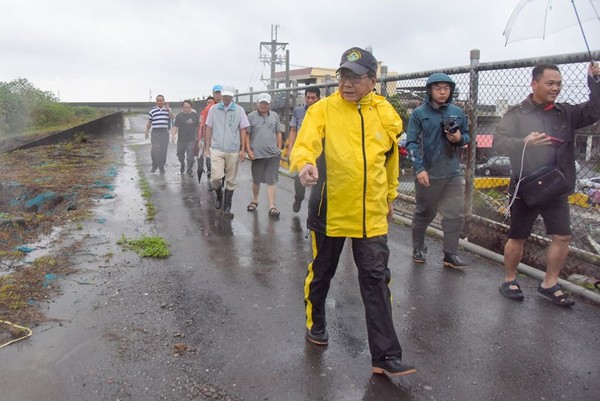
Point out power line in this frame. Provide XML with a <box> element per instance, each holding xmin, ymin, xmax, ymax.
<box><xmin>259</xmin><ymin>24</ymin><xmax>288</xmax><ymax>89</ymax></box>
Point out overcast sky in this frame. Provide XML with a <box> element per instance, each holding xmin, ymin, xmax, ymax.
<box><xmin>2</xmin><ymin>0</ymin><xmax>599</xmax><ymax>102</ymax></box>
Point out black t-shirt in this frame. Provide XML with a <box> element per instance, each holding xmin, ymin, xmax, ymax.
<box><xmin>174</xmin><ymin>112</ymin><xmax>199</xmax><ymax>143</ymax></box>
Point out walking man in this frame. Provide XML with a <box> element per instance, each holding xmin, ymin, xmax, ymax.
<box><xmin>171</xmin><ymin>100</ymin><xmax>200</xmax><ymax>176</ymax></box>
<box><xmin>406</xmin><ymin>73</ymin><xmax>470</xmax><ymax>268</ymax></box>
<box><xmin>287</xmin><ymin>87</ymin><xmax>320</xmax><ymax>212</ymax></box>
<box><xmin>245</xmin><ymin>93</ymin><xmax>284</xmax><ymax>218</ymax></box>
<box><xmin>145</xmin><ymin>94</ymin><xmax>174</xmax><ymax>174</ymax></box>
<box><xmin>496</xmin><ymin>62</ymin><xmax>600</xmax><ymax>307</ymax></box>
<box><xmin>205</xmin><ymin>85</ymin><xmax>249</xmax><ymax>218</ymax></box>
<box><xmin>290</xmin><ymin>47</ymin><xmax>415</xmax><ymax>377</ymax></box>
<box><xmin>202</xmin><ymin>85</ymin><xmax>223</xmax><ymax>190</ymax></box>
<box><xmin>197</xmin><ymin>96</ymin><xmax>215</xmax><ymax>182</ymax></box>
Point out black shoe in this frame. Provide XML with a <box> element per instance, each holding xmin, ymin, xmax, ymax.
<box><xmin>443</xmin><ymin>253</ymin><xmax>467</xmax><ymax>269</ymax></box>
<box><xmin>412</xmin><ymin>248</ymin><xmax>426</xmax><ymax>263</ymax></box>
<box><xmin>159</xmin><ymin>167</ymin><xmax>166</xmax><ymax>175</ymax></box>
<box><xmin>537</xmin><ymin>283</ymin><xmax>575</xmax><ymax>307</ymax></box>
<box><xmin>187</xmin><ymin>170</ymin><xmax>193</xmax><ymax>177</ymax></box>
<box><xmin>306</xmin><ymin>327</ymin><xmax>328</xmax><ymax>346</ymax></box>
<box><xmin>499</xmin><ymin>280</ymin><xmax>524</xmax><ymax>301</ymax></box>
<box><xmin>293</xmin><ymin>199</ymin><xmax>302</xmax><ymax>213</ymax></box>
<box><xmin>372</xmin><ymin>357</ymin><xmax>416</xmax><ymax>376</ymax></box>
<box><xmin>151</xmin><ymin>166</ymin><xmax>158</xmax><ymax>173</ymax></box>
<box><xmin>180</xmin><ymin>165</ymin><xmax>185</xmax><ymax>174</ymax></box>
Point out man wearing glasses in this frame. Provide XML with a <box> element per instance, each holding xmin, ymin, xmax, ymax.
<box><xmin>406</xmin><ymin>73</ymin><xmax>470</xmax><ymax>269</ymax></box>
<box><xmin>290</xmin><ymin>47</ymin><xmax>415</xmax><ymax>377</ymax></box>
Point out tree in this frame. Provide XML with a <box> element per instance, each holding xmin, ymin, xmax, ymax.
<box><xmin>385</xmin><ymin>93</ymin><xmax>409</xmax><ymax>129</ymax></box>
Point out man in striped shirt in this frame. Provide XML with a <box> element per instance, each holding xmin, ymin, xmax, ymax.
<box><xmin>145</xmin><ymin>94</ymin><xmax>174</xmax><ymax>174</ymax></box>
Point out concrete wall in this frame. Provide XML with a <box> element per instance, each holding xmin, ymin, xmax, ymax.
<box><xmin>10</xmin><ymin>112</ymin><xmax>124</xmax><ymax>151</ymax></box>
<box><xmin>66</xmin><ymin>102</ymin><xmax>153</xmax><ymax>114</ymax></box>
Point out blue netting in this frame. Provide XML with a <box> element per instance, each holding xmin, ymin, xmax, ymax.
<box><xmin>90</xmin><ymin>180</ymin><xmax>114</xmax><ymax>191</ymax></box>
<box><xmin>15</xmin><ymin>245</ymin><xmax>34</xmax><ymax>253</ymax></box>
<box><xmin>105</xmin><ymin>166</ymin><xmax>118</xmax><ymax>177</ymax></box>
<box><xmin>24</xmin><ymin>192</ymin><xmax>58</xmax><ymax>209</ymax></box>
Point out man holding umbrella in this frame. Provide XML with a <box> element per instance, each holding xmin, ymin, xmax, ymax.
<box><xmin>495</xmin><ymin>61</ymin><xmax>600</xmax><ymax>307</ymax></box>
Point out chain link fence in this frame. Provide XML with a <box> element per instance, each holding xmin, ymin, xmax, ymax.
<box><xmin>236</xmin><ymin>51</ymin><xmax>600</xmax><ymax>277</ymax></box>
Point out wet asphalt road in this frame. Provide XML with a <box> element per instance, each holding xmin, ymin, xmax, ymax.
<box><xmin>2</xmin><ymin>115</ymin><xmax>599</xmax><ymax>401</ymax></box>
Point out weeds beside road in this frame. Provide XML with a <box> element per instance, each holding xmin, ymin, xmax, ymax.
<box><xmin>0</xmin><ymin>136</ymin><xmax>118</xmax><ymax>328</ymax></box>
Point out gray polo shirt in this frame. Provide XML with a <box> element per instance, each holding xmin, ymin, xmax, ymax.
<box><xmin>247</xmin><ymin>110</ymin><xmax>283</xmax><ymax>159</ymax></box>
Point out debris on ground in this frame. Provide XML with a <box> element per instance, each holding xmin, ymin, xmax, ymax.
<box><xmin>0</xmin><ymin>137</ymin><xmax>119</xmax><ymax>330</ymax></box>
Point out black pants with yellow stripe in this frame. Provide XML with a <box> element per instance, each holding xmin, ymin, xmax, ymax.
<box><xmin>304</xmin><ymin>231</ymin><xmax>403</xmax><ymax>362</ymax></box>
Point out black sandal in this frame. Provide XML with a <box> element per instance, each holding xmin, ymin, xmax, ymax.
<box><xmin>537</xmin><ymin>283</ymin><xmax>575</xmax><ymax>307</ymax></box>
<box><xmin>499</xmin><ymin>280</ymin><xmax>524</xmax><ymax>301</ymax></box>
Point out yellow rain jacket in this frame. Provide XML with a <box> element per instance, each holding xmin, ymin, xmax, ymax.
<box><xmin>290</xmin><ymin>91</ymin><xmax>402</xmax><ymax>238</ymax></box>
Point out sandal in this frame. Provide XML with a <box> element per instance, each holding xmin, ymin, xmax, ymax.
<box><xmin>268</xmin><ymin>207</ymin><xmax>280</xmax><ymax>218</ymax></box>
<box><xmin>247</xmin><ymin>202</ymin><xmax>258</xmax><ymax>212</ymax></box>
<box><xmin>537</xmin><ymin>283</ymin><xmax>575</xmax><ymax>307</ymax></box>
<box><xmin>499</xmin><ymin>280</ymin><xmax>524</xmax><ymax>301</ymax></box>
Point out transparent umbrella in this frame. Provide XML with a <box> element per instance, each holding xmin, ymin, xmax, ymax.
<box><xmin>503</xmin><ymin>0</ymin><xmax>600</xmax><ymax>61</ymax></box>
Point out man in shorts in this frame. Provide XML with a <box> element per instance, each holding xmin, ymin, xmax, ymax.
<box><xmin>245</xmin><ymin>93</ymin><xmax>284</xmax><ymax>218</ymax></box>
<box><xmin>495</xmin><ymin>62</ymin><xmax>600</xmax><ymax>307</ymax></box>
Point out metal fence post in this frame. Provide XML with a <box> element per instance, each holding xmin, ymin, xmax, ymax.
<box><xmin>381</xmin><ymin>65</ymin><xmax>388</xmax><ymax>97</ymax></box>
<box><xmin>284</xmin><ymin>49</ymin><xmax>291</xmax><ymax>137</ymax></box>
<box><xmin>464</xmin><ymin>49</ymin><xmax>480</xmax><ymax>237</ymax></box>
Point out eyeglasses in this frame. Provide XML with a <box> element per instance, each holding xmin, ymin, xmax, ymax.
<box><xmin>336</xmin><ymin>73</ymin><xmax>368</xmax><ymax>84</ymax></box>
<box><xmin>431</xmin><ymin>84</ymin><xmax>451</xmax><ymax>92</ymax></box>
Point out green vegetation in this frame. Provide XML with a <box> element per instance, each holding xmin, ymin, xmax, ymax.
<box><xmin>117</xmin><ymin>234</ymin><xmax>170</xmax><ymax>258</ymax></box>
<box><xmin>137</xmin><ymin>166</ymin><xmax>156</xmax><ymax>220</ymax></box>
<box><xmin>386</xmin><ymin>93</ymin><xmax>410</xmax><ymax>127</ymax></box>
<box><xmin>74</xmin><ymin>131</ymin><xmax>89</xmax><ymax>143</ymax></box>
<box><xmin>0</xmin><ymin>78</ymin><xmax>103</xmax><ymax>137</ymax></box>
<box><xmin>0</xmin><ymin>255</ymin><xmax>72</xmax><ymax>322</ymax></box>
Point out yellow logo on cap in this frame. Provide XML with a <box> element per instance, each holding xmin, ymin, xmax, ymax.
<box><xmin>346</xmin><ymin>50</ymin><xmax>361</xmax><ymax>61</ymax></box>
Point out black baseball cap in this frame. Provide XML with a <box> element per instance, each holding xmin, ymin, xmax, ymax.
<box><xmin>338</xmin><ymin>47</ymin><xmax>378</xmax><ymax>75</ymax></box>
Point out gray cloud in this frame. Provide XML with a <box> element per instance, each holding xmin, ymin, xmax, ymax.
<box><xmin>2</xmin><ymin>0</ymin><xmax>598</xmax><ymax>101</ymax></box>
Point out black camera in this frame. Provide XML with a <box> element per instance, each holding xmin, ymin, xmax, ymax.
<box><xmin>441</xmin><ymin>119</ymin><xmax>460</xmax><ymax>134</ymax></box>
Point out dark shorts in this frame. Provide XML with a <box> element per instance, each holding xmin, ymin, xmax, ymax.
<box><xmin>508</xmin><ymin>196</ymin><xmax>571</xmax><ymax>239</ymax></box>
<box><xmin>251</xmin><ymin>156</ymin><xmax>280</xmax><ymax>185</ymax></box>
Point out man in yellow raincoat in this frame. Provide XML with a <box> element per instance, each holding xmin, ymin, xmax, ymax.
<box><xmin>290</xmin><ymin>46</ymin><xmax>415</xmax><ymax>377</ymax></box>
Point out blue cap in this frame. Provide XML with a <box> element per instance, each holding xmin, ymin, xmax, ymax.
<box><xmin>212</xmin><ymin>84</ymin><xmax>222</xmax><ymax>93</ymax></box>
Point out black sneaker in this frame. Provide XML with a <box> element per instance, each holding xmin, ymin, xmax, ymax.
<box><xmin>412</xmin><ymin>248</ymin><xmax>426</xmax><ymax>263</ymax></box>
<box><xmin>443</xmin><ymin>253</ymin><xmax>467</xmax><ymax>269</ymax></box>
<box><xmin>372</xmin><ymin>357</ymin><xmax>416</xmax><ymax>376</ymax></box>
<box><xmin>293</xmin><ymin>199</ymin><xmax>302</xmax><ymax>213</ymax></box>
<box><xmin>306</xmin><ymin>327</ymin><xmax>328</xmax><ymax>346</ymax></box>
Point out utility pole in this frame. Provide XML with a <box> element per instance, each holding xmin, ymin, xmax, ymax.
<box><xmin>259</xmin><ymin>24</ymin><xmax>288</xmax><ymax>89</ymax></box>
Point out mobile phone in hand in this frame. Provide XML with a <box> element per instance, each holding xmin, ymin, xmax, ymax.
<box><xmin>545</xmin><ymin>135</ymin><xmax>564</xmax><ymax>143</ymax></box>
